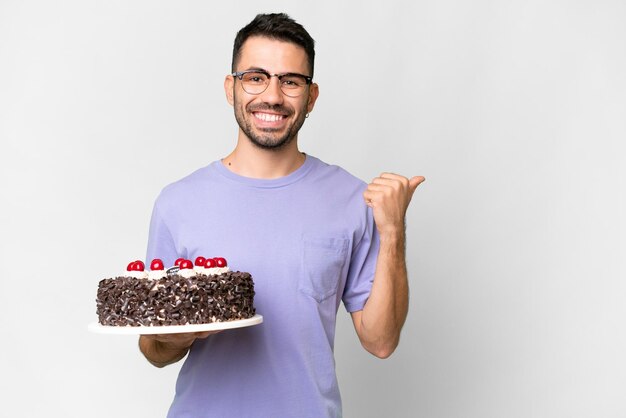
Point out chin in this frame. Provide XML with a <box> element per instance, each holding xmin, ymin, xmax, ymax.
<box><xmin>250</xmin><ymin>137</ymin><xmax>293</xmax><ymax>150</ymax></box>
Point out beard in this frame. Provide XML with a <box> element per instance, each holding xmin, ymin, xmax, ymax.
<box><xmin>233</xmin><ymin>98</ymin><xmax>308</xmax><ymax>151</ymax></box>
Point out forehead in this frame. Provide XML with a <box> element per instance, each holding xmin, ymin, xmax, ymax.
<box><xmin>236</xmin><ymin>36</ymin><xmax>309</xmax><ymax>74</ymax></box>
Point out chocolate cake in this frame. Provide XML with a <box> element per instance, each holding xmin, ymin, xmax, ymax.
<box><xmin>96</xmin><ymin>257</ymin><xmax>256</xmax><ymax>327</ymax></box>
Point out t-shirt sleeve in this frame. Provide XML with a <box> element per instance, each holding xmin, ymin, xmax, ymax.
<box><xmin>342</xmin><ymin>207</ymin><xmax>380</xmax><ymax>312</ymax></box>
<box><xmin>145</xmin><ymin>196</ymin><xmax>179</xmax><ymax>268</ymax></box>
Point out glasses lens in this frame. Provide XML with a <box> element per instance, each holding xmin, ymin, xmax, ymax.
<box><xmin>238</xmin><ymin>72</ymin><xmax>310</xmax><ymax>97</ymax></box>
<box><xmin>240</xmin><ymin>72</ymin><xmax>269</xmax><ymax>95</ymax></box>
<box><xmin>279</xmin><ymin>74</ymin><xmax>308</xmax><ymax>97</ymax></box>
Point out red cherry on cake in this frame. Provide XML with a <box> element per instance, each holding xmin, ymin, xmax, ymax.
<box><xmin>179</xmin><ymin>259</ymin><xmax>193</xmax><ymax>269</ymax></box>
<box><xmin>126</xmin><ymin>261</ymin><xmax>135</xmax><ymax>271</ymax></box>
<box><xmin>130</xmin><ymin>260</ymin><xmax>145</xmax><ymax>271</ymax></box>
<box><xmin>150</xmin><ymin>259</ymin><xmax>165</xmax><ymax>271</ymax></box>
<box><xmin>194</xmin><ymin>256</ymin><xmax>207</xmax><ymax>267</ymax></box>
<box><xmin>214</xmin><ymin>257</ymin><xmax>228</xmax><ymax>268</ymax></box>
<box><xmin>204</xmin><ymin>258</ymin><xmax>217</xmax><ymax>268</ymax></box>
<box><xmin>174</xmin><ymin>257</ymin><xmax>185</xmax><ymax>267</ymax></box>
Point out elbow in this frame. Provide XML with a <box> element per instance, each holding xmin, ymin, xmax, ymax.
<box><xmin>371</xmin><ymin>348</ymin><xmax>395</xmax><ymax>359</ymax></box>
<box><xmin>361</xmin><ymin>339</ymin><xmax>399</xmax><ymax>359</ymax></box>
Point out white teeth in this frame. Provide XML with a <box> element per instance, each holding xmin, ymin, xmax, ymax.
<box><xmin>255</xmin><ymin>113</ymin><xmax>284</xmax><ymax>122</ymax></box>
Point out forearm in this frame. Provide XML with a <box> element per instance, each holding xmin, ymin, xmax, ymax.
<box><xmin>357</xmin><ymin>172</ymin><xmax>423</xmax><ymax>358</ymax></box>
<box><xmin>138</xmin><ymin>336</ymin><xmax>190</xmax><ymax>368</ymax></box>
<box><xmin>356</xmin><ymin>230</ymin><xmax>409</xmax><ymax>358</ymax></box>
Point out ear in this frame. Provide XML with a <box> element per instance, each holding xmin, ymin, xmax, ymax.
<box><xmin>306</xmin><ymin>82</ymin><xmax>319</xmax><ymax>113</ymax></box>
<box><xmin>224</xmin><ymin>75</ymin><xmax>235</xmax><ymax>106</ymax></box>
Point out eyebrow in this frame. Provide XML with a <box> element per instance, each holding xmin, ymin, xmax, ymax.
<box><xmin>240</xmin><ymin>68</ymin><xmax>312</xmax><ymax>79</ymax></box>
<box><xmin>242</xmin><ymin>67</ymin><xmax>269</xmax><ymax>73</ymax></box>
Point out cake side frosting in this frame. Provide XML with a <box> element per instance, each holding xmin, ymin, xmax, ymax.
<box><xmin>96</xmin><ymin>257</ymin><xmax>256</xmax><ymax>327</ymax></box>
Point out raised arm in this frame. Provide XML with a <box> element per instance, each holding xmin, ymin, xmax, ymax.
<box><xmin>351</xmin><ymin>173</ymin><xmax>425</xmax><ymax>359</ymax></box>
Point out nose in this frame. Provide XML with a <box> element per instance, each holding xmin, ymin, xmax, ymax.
<box><xmin>259</xmin><ymin>75</ymin><xmax>284</xmax><ymax>105</ymax></box>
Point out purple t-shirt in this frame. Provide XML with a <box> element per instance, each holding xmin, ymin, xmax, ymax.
<box><xmin>146</xmin><ymin>155</ymin><xmax>379</xmax><ymax>417</ymax></box>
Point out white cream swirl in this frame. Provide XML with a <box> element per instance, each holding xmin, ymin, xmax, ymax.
<box><xmin>198</xmin><ymin>267</ymin><xmax>230</xmax><ymax>276</ymax></box>
<box><xmin>148</xmin><ymin>270</ymin><xmax>167</xmax><ymax>280</ymax></box>
<box><xmin>179</xmin><ymin>268</ymin><xmax>197</xmax><ymax>278</ymax></box>
<box><xmin>126</xmin><ymin>270</ymin><xmax>148</xmax><ymax>279</ymax></box>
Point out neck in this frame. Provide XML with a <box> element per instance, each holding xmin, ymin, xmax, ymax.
<box><xmin>222</xmin><ymin>132</ymin><xmax>306</xmax><ymax>179</ymax></box>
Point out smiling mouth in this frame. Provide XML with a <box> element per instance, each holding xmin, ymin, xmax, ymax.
<box><xmin>253</xmin><ymin>112</ymin><xmax>286</xmax><ymax>122</ymax></box>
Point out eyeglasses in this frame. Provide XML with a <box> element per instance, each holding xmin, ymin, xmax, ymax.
<box><xmin>232</xmin><ymin>70</ymin><xmax>313</xmax><ymax>97</ymax></box>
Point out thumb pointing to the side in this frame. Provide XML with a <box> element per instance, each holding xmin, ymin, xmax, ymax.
<box><xmin>408</xmin><ymin>176</ymin><xmax>426</xmax><ymax>199</ymax></box>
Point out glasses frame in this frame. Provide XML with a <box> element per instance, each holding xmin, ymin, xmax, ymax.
<box><xmin>232</xmin><ymin>70</ymin><xmax>313</xmax><ymax>97</ymax></box>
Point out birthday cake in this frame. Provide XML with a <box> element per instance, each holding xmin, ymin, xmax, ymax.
<box><xmin>96</xmin><ymin>257</ymin><xmax>256</xmax><ymax>327</ymax></box>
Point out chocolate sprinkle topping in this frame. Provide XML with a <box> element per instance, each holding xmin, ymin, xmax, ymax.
<box><xmin>96</xmin><ymin>271</ymin><xmax>256</xmax><ymax>327</ymax></box>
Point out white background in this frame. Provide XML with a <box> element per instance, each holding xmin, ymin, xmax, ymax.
<box><xmin>1</xmin><ymin>1</ymin><xmax>625</xmax><ymax>417</ymax></box>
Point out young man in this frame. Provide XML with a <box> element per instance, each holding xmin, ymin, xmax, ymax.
<box><xmin>139</xmin><ymin>13</ymin><xmax>424</xmax><ymax>417</ymax></box>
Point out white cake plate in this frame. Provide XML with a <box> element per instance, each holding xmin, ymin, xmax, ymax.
<box><xmin>88</xmin><ymin>314</ymin><xmax>263</xmax><ymax>335</ymax></box>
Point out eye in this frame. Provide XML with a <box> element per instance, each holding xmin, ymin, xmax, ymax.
<box><xmin>242</xmin><ymin>72</ymin><xmax>267</xmax><ymax>84</ymax></box>
<box><xmin>281</xmin><ymin>75</ymin><xmax>305</xmax><ymax>88</ymax></box>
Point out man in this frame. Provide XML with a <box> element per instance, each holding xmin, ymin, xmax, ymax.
<box><xmin>139</xmin><ymin>13</ymin><xmax>424</xmax><ymax>417</ymax></box>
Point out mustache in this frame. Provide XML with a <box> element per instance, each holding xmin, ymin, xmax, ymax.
<box><xmin>246</xmin><ymin>104</ymin><xmax>292</xmax><ymax>115</ymax></box>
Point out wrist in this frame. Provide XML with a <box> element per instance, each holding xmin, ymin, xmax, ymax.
<box><xmin>378</xmin><ymin>227</ymin><xmax>405</xmax><ymax>244</ymax></box>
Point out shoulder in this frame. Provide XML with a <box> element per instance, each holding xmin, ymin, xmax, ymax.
<box><xmin>307</xmin><ymin>155</ymin><xmax>367</xmax><ymax>190</ymax></box>
<box><xmin>154</xmin><ymin>163</ymin><xmax>215</xmax><ymax>206</ymax></box>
